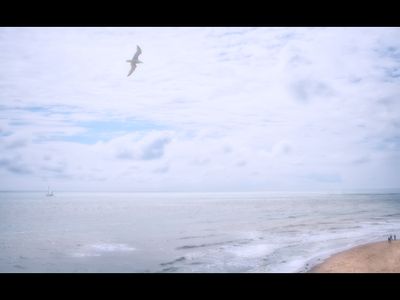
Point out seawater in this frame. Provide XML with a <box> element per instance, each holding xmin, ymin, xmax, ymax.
<box><xmin>0</xmin><ymin>192</ymin><xmax>399</xmax><ymax>272</ymax></box>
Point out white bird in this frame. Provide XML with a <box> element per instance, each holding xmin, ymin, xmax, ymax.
<box><xmin>126</xmin><ymin>45</ymin><xmax>143</xmax><ymax>77</ymax></box>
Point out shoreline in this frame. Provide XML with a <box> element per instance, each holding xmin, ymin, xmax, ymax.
<box><xmin>308</xmin><ymin>240</ymin><xmax>400</xmax><ymax>273</ymax></box>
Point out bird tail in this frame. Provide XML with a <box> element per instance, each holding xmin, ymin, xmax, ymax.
<box><xmin>126</xmin><ymin>60</ymin><xmax>132</xmax><ymax>63</ymax></box>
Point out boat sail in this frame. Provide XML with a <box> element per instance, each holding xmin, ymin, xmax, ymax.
<box><xmin>46</xmin><ymin>186</ymin><xmax>54</xmax><ymax>197</ymax></box>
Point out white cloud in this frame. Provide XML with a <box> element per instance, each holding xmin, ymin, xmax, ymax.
<box><xmin>0</xmin><ymin>27</ymin><xmax>400</xmax><ymax>191</ymax></box>
<box><xmin>112</xmin><ymin>131</ymin><xmax>173</xmax><ymax>160</ymax></box>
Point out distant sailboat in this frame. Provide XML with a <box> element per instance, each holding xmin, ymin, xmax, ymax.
<box><xmin>46</xmin><ymin>186</ymin><xmax>54</xmax><ymax>197</ymax></box>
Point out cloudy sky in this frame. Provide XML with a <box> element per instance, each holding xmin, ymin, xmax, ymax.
<box><xmin>0</xmin><ymin>27</ymin><xmax>399</xmax><ymax>192</ymax></box>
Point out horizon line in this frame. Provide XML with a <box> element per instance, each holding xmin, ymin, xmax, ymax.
<box><xmin>1</xmin><ymin>188</ymin><xmax>400</xmax><ymax>194</ymax></box>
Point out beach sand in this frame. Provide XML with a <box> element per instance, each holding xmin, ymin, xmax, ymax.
<box><xmin>310</xmin><ymin>240</ymin><xmax>400</xmax><ymax>273</ymax></box>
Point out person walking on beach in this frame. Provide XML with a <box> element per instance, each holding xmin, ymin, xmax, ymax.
<box><xmin>388</xmin><ymin>235</ymin><xmax>392</xmax><ymax>243</ymax></box>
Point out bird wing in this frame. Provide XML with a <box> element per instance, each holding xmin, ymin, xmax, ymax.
<box><xmin>127</xmin><ymin>64</ymin><xmax>137</xmax><ymax>76</ymax></box>
<box><xmin>132</xmin><ymin>45</ymin><xmax>142</xmax><ymax>61</ymax></box>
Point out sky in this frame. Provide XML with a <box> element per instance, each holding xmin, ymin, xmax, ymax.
<box><xmin>0</xmin><ymin>27</ymin><xmax>400</xmax><ymax>192</ymax></box>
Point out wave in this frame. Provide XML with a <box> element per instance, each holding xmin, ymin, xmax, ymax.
<box><xmin>178</xmin><ymin>233</ymin><xmax>218</xmax><ymax>240</ymax></box>
<box><xmin>176</xmin><ymin>240</ymin><xmax>236</xmax><ymax>250</ymax></box>
<box><xmin>176</xmin><ymin>238</ymin><xmax>253</xmax><ymax>250</ymax></box>
<box><xmin>160</xmin><ymin>266</ymin><xmax>179</xmax><ymax>272</ymax></box>
<box><xmin>160</xmin><ymin>256</ymin><xmax>186</xmax><ymax>266</ymax></box>
<box><xmin>71</xmin><ymin>243</ymin><xmax>135</xmax><ymax>258</ymax></box>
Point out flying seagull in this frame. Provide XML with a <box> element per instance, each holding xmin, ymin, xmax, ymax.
<box><xmin>126</xmin><ymin>45</ymin><xmax>143</xmax><ymax>77</ymax></box>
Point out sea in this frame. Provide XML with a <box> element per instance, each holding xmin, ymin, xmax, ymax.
<box><xmin>0</xmin><ymin>191</ymin><xmax>399</xmax><ymax>272</ymax></box>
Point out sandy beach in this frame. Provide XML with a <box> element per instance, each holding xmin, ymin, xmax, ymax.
<box><xmin>310</xmin><ymin>240</ymin><xmax>400</xmax><ymax>273</ymax></box>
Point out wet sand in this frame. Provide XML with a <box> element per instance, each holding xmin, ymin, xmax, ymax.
<box><xmin>310</xmin><ymin>240</ymin><xmax>400</xmax><ymax>273</ymax></box>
